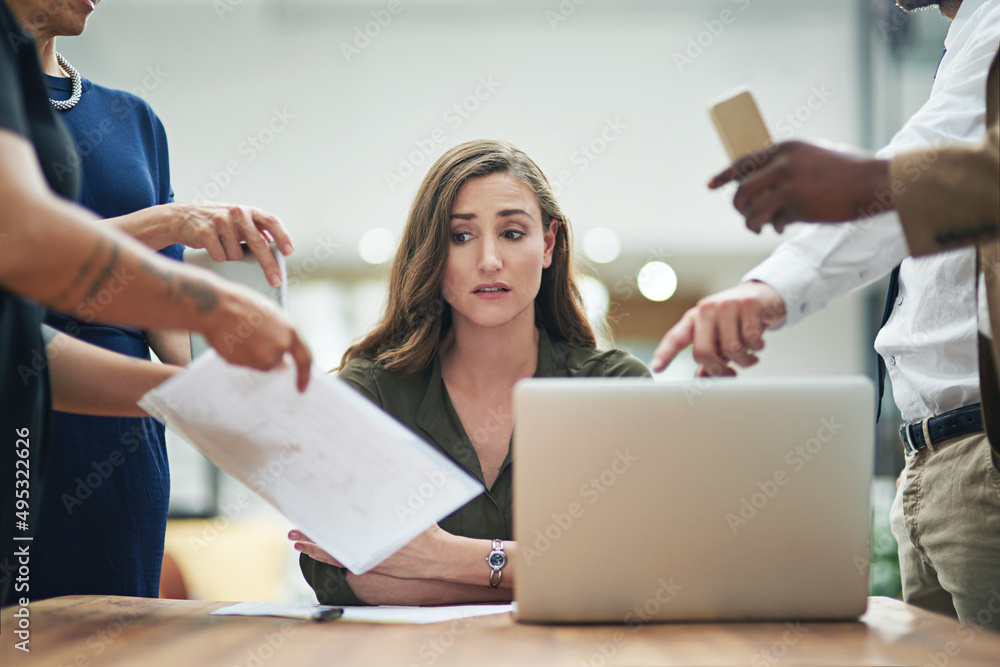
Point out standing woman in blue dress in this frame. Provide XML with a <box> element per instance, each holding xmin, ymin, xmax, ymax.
<box><xmin>6</xmin><ymin>0</ymin><xmax>296</xmax><ymax>600</ymax></box>
<box><xmin>0</xmin><ymin>0</ymin><xmax>311</xmax><ymax>607</ymax></box>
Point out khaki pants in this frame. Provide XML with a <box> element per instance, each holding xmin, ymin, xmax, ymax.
<box><xmin>889</xmin><ymin>432</ymin><xmax>1000</xmax><ymax>630</ymax></box>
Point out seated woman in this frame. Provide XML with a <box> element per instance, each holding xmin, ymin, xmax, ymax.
<box><xmin>293</xmin><ymin>139</ymin><xmax>649</xmax><ymax>606</ymax></box>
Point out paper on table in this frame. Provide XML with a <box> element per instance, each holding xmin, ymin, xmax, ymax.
<box><xmin>139</xmin><ymin>351</ymin><xmax>482</xmax><ymax>574</ymax></box>
<box><xmin>210</xmin><ymin>601</ymin><xmax>513</xmax><ymax>624</ymax></box>
<box><xmin>210</xmin><ymin>601</ymin><xmax>342</xmax><ymax>621</ymax></box>
<box><xmin>338</xmin><ymin>604</ymin><xmax>512</xmax><ymax>624</ymax></box>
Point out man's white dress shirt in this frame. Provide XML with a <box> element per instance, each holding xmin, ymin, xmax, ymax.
<box><xmin>744</xmin><ymin>0</ymin><xmax>1000</xmax><ymax>421</ymax></box>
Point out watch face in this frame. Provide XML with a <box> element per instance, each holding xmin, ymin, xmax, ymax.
<box><xmin>488</xmin><ymin>551</ymin><xmax>506</xmax><ymax>569</ymax></box>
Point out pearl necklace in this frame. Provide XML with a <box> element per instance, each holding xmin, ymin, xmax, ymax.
<box><xmin>49</xmin><ymin>53</ymin><xmax>82</xmax><ymax>111</ymax></box>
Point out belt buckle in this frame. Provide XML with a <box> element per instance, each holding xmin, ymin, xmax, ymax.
<box><xmin>899</xmin><ymin>419</ymin><xmax>922</xmax><ymax>456</ymax></box>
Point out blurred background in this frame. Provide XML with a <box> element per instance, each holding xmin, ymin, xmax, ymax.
<box><xmin>61</xmin><ymin>0</ymin><xmax>952</xmax><ymax>602</ymax></box>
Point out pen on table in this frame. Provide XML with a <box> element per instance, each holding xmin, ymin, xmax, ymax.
<box><xmin>314</xmin><ymin>607</ymin><xmax>343</xmax><ymax>621</ymax></box>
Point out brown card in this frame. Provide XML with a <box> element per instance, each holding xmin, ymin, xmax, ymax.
<box><xmin>710</xmin><ymin>89</ymin><xmax>772</xmax><ymax>162</ymax></box>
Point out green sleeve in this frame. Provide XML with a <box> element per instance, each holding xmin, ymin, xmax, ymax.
<box><xmin>599</xmin><ymin>350</ymin><xmax>652</xmax><ymax>378</ymax></box>
<box><xmin>299</xmin><ymin>553</ymin><xmax>368</xmax><ymax>606</ymax></box>
<box><xmin>335</xmin><ymin>358</ymin><xmax>383</xmax><ymax>406</ymax></box>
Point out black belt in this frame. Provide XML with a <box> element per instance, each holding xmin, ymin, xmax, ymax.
<box><xmin>898</xmin><ymin>404</ymin><xmax>983</xmax><ymax>456</ymax></box>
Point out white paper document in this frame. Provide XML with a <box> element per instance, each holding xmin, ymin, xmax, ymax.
<box><xmin>337</xmin><ymin>604</ymin><xmax>513</xmax><ymax>624</ymax></box>
<box><xmin>210</xmin><ymin>601</ymin><xmax>513</xmax><ymax>624</ymax></box>
<box><xmin>210</xmin><ymin>601</ymin><xmax>342</xmax><ymax>621</ymax></box>
<box><xmin>139</xmin><ymin>351</ymin><xmax>482</xmax><ymax>574</ymax></box>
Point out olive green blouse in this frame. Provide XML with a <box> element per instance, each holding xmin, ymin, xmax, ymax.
<box><xmin>300</xmin><ymin>327</ymin><xmax>650</xmax><ymax>605</ymax></box>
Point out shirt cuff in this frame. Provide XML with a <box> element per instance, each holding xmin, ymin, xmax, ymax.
<box><xmin>742</xmin><ymin>213</ymin><xmax>908</xmax><ymax>328</ymax></box>
<box><xmin>742</xmin><ymin>245</ymin><xmax>828</xmax><ymax>329</ymax></box>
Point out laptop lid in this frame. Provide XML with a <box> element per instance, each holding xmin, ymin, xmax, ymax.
<box><xmin>182</xmin><ymin>244</ymin><xmax>287</xmax><ymax>360</ymax></box>
<box><xmin>512</xmin><ymin>376</ymin><xmax>874</xmax><ymax>623</ymax></box>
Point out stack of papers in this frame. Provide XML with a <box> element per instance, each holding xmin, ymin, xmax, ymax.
<box><xmin>139</xmin><ymin>351</ymin><xmax>482</xmax><ymax>574</ymax></box>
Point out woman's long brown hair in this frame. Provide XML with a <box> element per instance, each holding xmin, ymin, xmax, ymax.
<box><xmin>341</xmin><ymin>140</ymin><xmax>595</xmax><ymax>374</ymax></box>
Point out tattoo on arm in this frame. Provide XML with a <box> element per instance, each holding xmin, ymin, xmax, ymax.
<box><xmin>83</xmin><ymin>240</ymin><xmax>120</xmax><ymax>300</ymax></box>
<box><xmin>51</xmin><ymin>236</ymin><xmax>108</xmax><ymax>306</ymax></box>
<box><xmin>178</xmin><ymin>279</ymin><xmax>218</xmax><ymax>314</ymax></box>
<box><xmin>139</xmin><ymin>256</ymin><xmax>175</xmax><ymax>300</ymax></box>
<box><xmin>140</xmin><ymin>256</ymin><xmax>217</xmax><ymax>314</ymax></box>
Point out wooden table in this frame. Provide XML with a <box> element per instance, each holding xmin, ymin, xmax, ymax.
<box><xmin>3</xmin><ymin>595</ymin><xmax>1000</xmax><ymax>666</ymax></box>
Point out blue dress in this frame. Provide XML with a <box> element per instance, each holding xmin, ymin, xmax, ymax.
<box><xmin>32</xmin><ymin>74</ymin><xmax>183</xmax><ymax>599</ymax></box>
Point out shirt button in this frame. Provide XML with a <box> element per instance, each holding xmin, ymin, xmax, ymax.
<box><xmin>860</xmin><ymin>270</ymin><xmax>869</xmax><ymax>280</ymax></box>
<box><xmin>896</xmin><ymin>296</ymin><xmax>904</xmax><ymax>306</ymax></box>
<box><xmin>889</xmin><ymin>356</ymin><xmax>896</xmax><ymax>366</ymax></box>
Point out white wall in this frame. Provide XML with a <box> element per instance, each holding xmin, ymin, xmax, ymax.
<box><xmin>61</xmin><ymin>0</ymin><xmax>869</xmax><ymax>377</ymax></box>
<box><xmin>65</xmin><ymin>0</ymin><xmax>861</xmax><ymax>262</ymax></box>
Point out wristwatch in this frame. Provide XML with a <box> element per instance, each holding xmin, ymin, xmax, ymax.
<box><xmin>486</xmin><ymin>539</ymin><xmax>506</xmax><ymax>588</ymax></box>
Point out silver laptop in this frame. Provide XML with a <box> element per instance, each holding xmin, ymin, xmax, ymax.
<box><xmin>512</xmin><ymin>376</ymin><xmax>874</xmax><ymax>623</ymax></box>
<box><xmin>182</xmin><ymin>244</ymin><xmax>288</xmax><ymax>359</ymax></box>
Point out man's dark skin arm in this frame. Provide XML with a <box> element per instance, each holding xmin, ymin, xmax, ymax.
<box><xmin>708</xmin><ymin>141</ymin><xmax>892</xmax><ymax>233</ymax></box>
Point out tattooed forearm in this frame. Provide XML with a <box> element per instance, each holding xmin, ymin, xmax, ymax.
<box><xmin>178</xmin><ymin>279</ymin><xmax>218</xmax><ymax>314</ymax></box>
<box><xmin>140</xmin><ymin>255</ymin><xmax>216</xmax><ymax>314</ymax></box>
<box><xmin>51</xmin><ymin>236</ymin><xmax>107</xmax><ymax>306</ymax></box>
<box><xmin>83</xmin><ymin>240</ymin><xmax>121</xmax><ymax>300</ymax></box>
<box><xmin>139</xmin><ymin>255</ymin><xmax>175</xmax><ymax>300</ymax></box>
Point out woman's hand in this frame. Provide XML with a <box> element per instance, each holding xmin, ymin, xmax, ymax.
<box><xmin>111</xmin><ymin>201</ymin><xmax>295</xmax><ymax>288</ymax></box>
<box><xmin>199</xmin><ymin>280</ymin><xmax>311</xmax><ymax>391</ymax></box>
<box><xmin>289</xmin><ymin>525</ymin><xmax>450</xmax><ymax>580</ymax></box>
